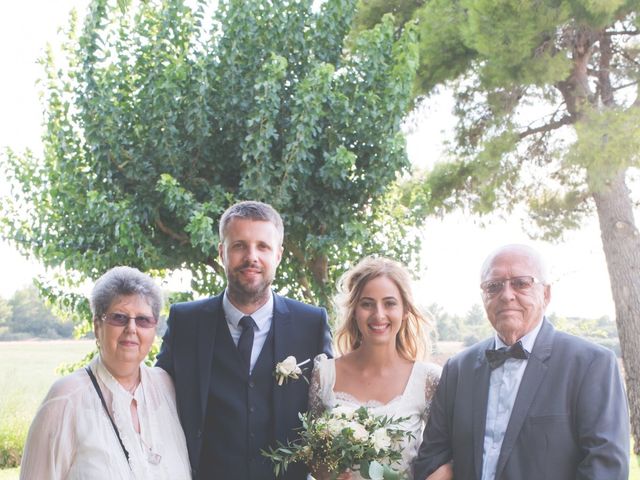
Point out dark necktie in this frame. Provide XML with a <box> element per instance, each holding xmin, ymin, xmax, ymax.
<box><xmin>485</xmin><ymin>340</ymin><xmax>529</xmax><ymax>370</ymax></box>
<box><xmin>237</xmin><ymin>316</ymin><xmax>256</xmax><ymax>373</ymax></box>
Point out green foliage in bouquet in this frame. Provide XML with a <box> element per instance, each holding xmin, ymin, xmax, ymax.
<box><xmin>263</xmin><ymin>406</ymin><xmax>412</xmax><ymax>480</ymax></box>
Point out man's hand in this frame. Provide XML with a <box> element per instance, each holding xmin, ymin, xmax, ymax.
<box><xmin>425</xmin><ymin>462</ymin><xmax>453</xmax><ymax>480</ymax></box>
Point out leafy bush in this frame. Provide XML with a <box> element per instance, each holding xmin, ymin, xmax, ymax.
<box><xmin>0</xmin><ymin>332</ymin><xmax>32</xmax><ymax>342</ymax></box>
<box><xmin>462</xmin><ymin>323</ymin><xmax>494</xmax><ymax>347</ymax></box>
<box><xmin>463</xmin><ymin>333</ymin><xmax>483</xmax><ymax>347</ymax></box>
<box><xmin>0</xmin><ymin>396</ymin><xmax>29</xmax><ymax>469</ymax></box>
<box><xmin>0</xmin><ymin>286</ymin><xmax>73</xmax><ymax>340</ymax></box>
<box><xmin>0</xmin><ymin>425</ymin><xmax>24</xmax><ymax>469</ymax></box>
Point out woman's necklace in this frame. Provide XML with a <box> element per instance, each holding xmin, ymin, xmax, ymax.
<box><xmin>120</xmin><ymin>375</ymin><xmax>141</xmax><ymax>395</ymax></box>
<box><xmin>127</xmin><ymin>380</ymin><xmax>161</xmax><ymax>465</ymax></box>
<box><xmin>139</xmin><ymin>435</ymin><xmax>162</xmax><ymax>465</ymax></box>
<box><xmin>124</xmin><ymin>382</ymin><xmax>139</xmax><ymax>395</ymax></box>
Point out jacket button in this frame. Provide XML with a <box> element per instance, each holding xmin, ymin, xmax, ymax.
<box><xmin>197</xmin><ymin>429</ymin><xmax>202</xmax><ymax>438</ymax></box>
<box><xmin>249</xmin><ymin>381</ymin><xmax>255</xmax><ymax>388</ymax></box>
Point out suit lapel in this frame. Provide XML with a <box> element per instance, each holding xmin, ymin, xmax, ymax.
<box><xmin>472</xmin><ymin>340</ymin><xmax>493</xmax><ymax>480</ymax></box>
<box><xmin>272</xmin><ymin>294</ymin><xmax>292</xmax><ymax>443</ymax></box>
<box><xmin>495</xmin><ymin>319</ymin><xmax>554</xmax><ymax>478</ymax></box>
<box><xmin>197</xmin><ymin>295</ymin><xmax>223</xmax><ymax>423</ymax></box>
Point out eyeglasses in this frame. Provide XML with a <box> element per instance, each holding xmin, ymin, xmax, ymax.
<box><xmin>480</xmin><ymin>276</ymin><xmax>543</xmax><ymax>297</ymax></box>
<box><xmin>102</xmin><ymin>312</ymin><xmax>158</xmax><ymax>328</ymax></box>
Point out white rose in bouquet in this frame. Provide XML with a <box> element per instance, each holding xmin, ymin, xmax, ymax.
<box><xmin>347</xmin><ymin>421</ymin><xmax>369</xmax><ymax>442</ymax></box>
<box><xmin>372</xmin><ymin>428</ymin><xmax>392</xmax><ymax>451</ymax></box>
<box><xmin>332</xmin><ymin>405</ymin><xmax>356</xmax><ymax>419</ymax></box>
<box><xmin>327</xmin><ymin>417</ymin><xmax>348</xmax><ymax>435</ymax></box>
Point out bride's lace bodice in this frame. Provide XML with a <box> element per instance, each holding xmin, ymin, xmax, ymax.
<box><xmin>308</xmin><ymin>355</ymin><xmax>441</xmax><ymax>480</ymax></box>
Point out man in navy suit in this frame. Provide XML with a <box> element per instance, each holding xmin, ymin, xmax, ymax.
<box><xmin>414</xmin><ymin>244</ymin><xmax>629</xmax><ymax>480</ymax></box>
<box><xmin>157</xmin><ymin>201</ymin><xmax>332</xmax><ymax>480</ymax></box>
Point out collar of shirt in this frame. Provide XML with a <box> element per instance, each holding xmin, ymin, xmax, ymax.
<box><xmin>94</xmin><ymin>355</ymin><xmax>142</xmax><ymax>401</ymax></box>
<box><xmin>494</xmin><ymin>315</ymin><xmax>545</xmax><ymax>353</ymax></box>
<box><xmin>222</xmin><ymin>289</ymin><xmax>274</xmax><ymax>334</ymax></box>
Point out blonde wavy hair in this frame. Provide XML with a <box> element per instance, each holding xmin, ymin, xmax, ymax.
<box><xmin>333</xmin><ymin>256</ymin><xmax>431</xmax><ymax>361</ymax></box>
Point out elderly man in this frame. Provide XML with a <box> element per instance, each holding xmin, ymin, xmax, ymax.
<box><xmin>157</xmin><ymin>201</ymin><xmax>333</xmax><ymax>480</ymax></box>
<box><xmin>414</xmin><ymin>244</ymin><xmax>629</xmax><ymax>480</ymax></box>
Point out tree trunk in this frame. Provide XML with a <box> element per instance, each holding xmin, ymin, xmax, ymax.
<box><xmin>590</xmin><ymin>168</ymin><xmax>640</xmax><ymax>455</ymax></box>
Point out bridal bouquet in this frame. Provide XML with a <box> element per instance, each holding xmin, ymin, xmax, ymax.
<box><xmin>263</xmin><ymin>406</ymin><xmax>412</xmax><ymax>480</ymax></box>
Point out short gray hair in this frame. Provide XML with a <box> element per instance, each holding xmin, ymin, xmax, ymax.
<box><xmin>480</xmin><ymin>244</ymin><xmax>549</xmax><ymax>284</ymax></box>
<box><xmin>218</xmin><ymin>201</ymin><xmax>284</xmax><ymax>245</ymax></box>
<box><xmin>90</xmin><ymin>266</ymin><xmax>163</xmax><ymax>321</ymax></box>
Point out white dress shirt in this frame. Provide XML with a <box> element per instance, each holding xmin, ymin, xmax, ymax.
<box><xmin>481</xmin><ymin>318</ymin><xmax>543</xmax><ymax>480</ymax></box>
<box><xmin>223</xmin><ymin>290</ymin><xmax>274</xmax><ymax>373</ymax></box>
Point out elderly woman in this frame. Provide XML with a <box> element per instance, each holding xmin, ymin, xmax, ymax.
<box><xmin>20</xmin><ymin>266</ymin><xmax>191</xmax><ymax>479</ymax></box>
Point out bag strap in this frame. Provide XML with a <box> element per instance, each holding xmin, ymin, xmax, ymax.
<box><xmin>85</xmin><ymin>366</ymin><xmax>131</xmax><ymax>466</ymax></box>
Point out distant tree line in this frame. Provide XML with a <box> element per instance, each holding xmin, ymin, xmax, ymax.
<box><xmin>0</xmin><ymin>285</ymin><xmax>73</xmax><ymax>340</ymax></box>
<box><xmin>0</xmin><ymin>282</ymin><xmax>619</xmax><ymax>353</ymax></box>
<box><xmin>428</xmin><ymin>303</ymin><xmax>621</xmax><ymax>357</ymax></box>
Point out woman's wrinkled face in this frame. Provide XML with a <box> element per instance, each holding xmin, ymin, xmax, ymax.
<box><xmin>94</xmin><ymin>294</ymin><xmax>156</xmax><ymax>373</ymax></box>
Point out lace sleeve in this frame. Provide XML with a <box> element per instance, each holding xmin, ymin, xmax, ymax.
<box><xmin>308</xmin><ymin>354</ymin><xmax>328</xmax><ymax>417</ymax></box>
<box><xmin>423</xmin><ymin>363</ymin><xmax>443</xmax><ymax>419</ymax></box>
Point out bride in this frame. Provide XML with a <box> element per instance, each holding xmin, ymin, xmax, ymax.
<box><xmin>308</xmin><ymin>256</ymin><xmax>452</xmax><ymax>480</ymax></box>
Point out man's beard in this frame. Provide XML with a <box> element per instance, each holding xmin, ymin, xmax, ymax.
<box><xmin>226</xmin><ymin>264</ymin><xmax>274</xmax><ymax>306</ymax></box>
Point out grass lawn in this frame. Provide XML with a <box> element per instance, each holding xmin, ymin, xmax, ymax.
<box><xmin>0</xmin><ymin>468</ymin><xmax>18</xmax><ymax>480</ymax></box>
<box><xmin>0</xmin><ymin>340</ymin><xmax>94</xmax><ymax>476</ymax></box>
<box><xmin>0</xmin><ymin>340</ymin><xmax>94</xmax><ymax>416</ymax></box>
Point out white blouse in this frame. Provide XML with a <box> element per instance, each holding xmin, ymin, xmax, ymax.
<box><xmin>20</xmin><ymin>356</ymin><xmax>191</xmax><ymax>479</ymax></box>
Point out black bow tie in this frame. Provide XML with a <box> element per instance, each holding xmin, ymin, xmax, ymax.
<box><xmin>485</xmin><ymin>341</ymin><xmax>529</xmax><ymax>369</ymax></box>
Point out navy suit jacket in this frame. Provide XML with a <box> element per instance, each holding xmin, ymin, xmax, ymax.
<box><xmin>413</xmin><ymin>319</ymin><xmax>629</xmax><ymax>480</ymax></box>
<box><xmin>156</xmin><ymin>292</ymin><xmax>333</xmax><ymax>478</ymax></box>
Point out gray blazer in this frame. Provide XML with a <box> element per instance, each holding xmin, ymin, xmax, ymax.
<box><xmin>413</xmin><ymin>319</ymin><xmax>629</xmax><ymax>480</ymax></box>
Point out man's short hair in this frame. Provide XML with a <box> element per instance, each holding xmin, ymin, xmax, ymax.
<box><xmin>480</xmin><ymin>244</ymin><xmax>549</xmax><ymax>283</ymax></box>
<box><xmin>219</xmin><ymin>201</ymin><xmax>284</xmax><ymax>245</ymax></box>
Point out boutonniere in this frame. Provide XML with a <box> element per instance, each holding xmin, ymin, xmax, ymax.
<box><xmin>274</xmin><ymin>356</ymin><xmax>311</xmax><ymax>386</ymax></box>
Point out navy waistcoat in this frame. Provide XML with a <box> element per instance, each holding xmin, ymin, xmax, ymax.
<box><xmin>199</xmin><ymin>314</ymin><xmax>276</xmax><ymax>480</ymax></box>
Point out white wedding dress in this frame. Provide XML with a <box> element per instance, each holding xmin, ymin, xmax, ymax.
<box><xmin>308</xmin><ymin>354</ymin><xmax>441</xmax><ymax>480</ymax></box>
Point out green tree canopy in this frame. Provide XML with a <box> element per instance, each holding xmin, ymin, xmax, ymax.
<box><xmin>5</xmin><ymin>285</ymin><xmax>72</xmax><ymax>339</ymax></box>
<box><xmin>427</xmin><ymin>302</ymin><xmax>463</xmax><ymax>342</ymax></box>
<box><xmin>0</xmin><ymin>297</ymin><xmax>12</xmax><ymax>326</ymax></box>
<box><xmin>1</xmin><ymin>0</ymin><xmax>421</xmax><ymax>309</ymax></box>
<box><xmin>464</xmin><ymin>303</ymin><xmax>485</xmax><ymax>326</ymax></box>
